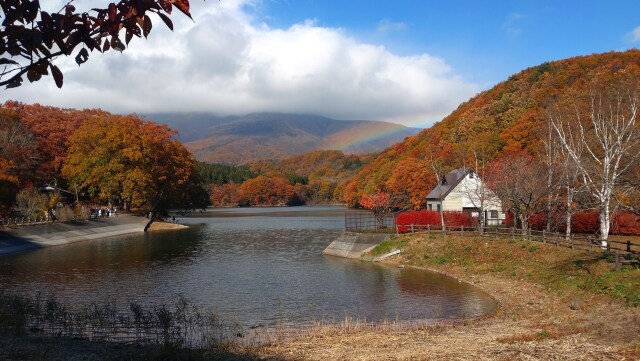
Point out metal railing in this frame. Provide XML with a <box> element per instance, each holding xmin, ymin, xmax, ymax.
<box><xmin>345</xmin><ymin>211</ymin><xmax>397</xmax><ymax>232</ymax></box>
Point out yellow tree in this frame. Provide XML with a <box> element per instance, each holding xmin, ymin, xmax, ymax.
<box><xmin>62</xmin><ymin>114</ymin><xmax>208</xmax><ymax>213</ymax></box>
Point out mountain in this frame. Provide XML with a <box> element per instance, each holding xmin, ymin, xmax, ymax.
<box><xmin>145</xmin><ymin>112</ymin><xmax>421</xmax><ymax>164</ymax></box>
<box><xmin>341</xmin><ymin>49</ymin><xmax>640</xmax><ymax>208</ymax></box>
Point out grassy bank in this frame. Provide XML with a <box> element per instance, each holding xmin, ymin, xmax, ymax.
<box><xmin>378</xmin><ymin>232</ymin><xmax>639</xmax><ymax>306</ymax></box>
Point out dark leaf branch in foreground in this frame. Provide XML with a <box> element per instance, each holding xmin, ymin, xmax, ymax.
<box><xmin>0</xmin><ymin>0</ymin><xmax>192</xmax><ymax>89</ymax></box>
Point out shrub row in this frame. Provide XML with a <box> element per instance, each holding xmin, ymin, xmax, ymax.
<box><xmin>526</xmin><ymin>211</ymin><xmax>640</xmax><ymax>235</ymax></box>
<box><xmin>397</xmin><ymin>210</ymin><xmax>639</xmax><ymax>235</ymax></box>
<box><xmin>396</xmin><ymin>210</ymin><xmax>474</xmax><ymax>233</ymax></box>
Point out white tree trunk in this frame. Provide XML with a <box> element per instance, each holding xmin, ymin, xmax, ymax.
<box><xmin>565</xmin><ymin>185</ymin><xmax>573</xmax><ymax>241</ymax></box>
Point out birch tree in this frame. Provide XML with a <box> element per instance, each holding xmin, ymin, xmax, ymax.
<box><xmin>541</xmin><ymin>118</ymin><xmax>562</xmax><ymax>232</ymax></box>
<box><xmin>550</xmin><ymin>87</ymin><xmax>639</xmax><ymax>248</ymax></box>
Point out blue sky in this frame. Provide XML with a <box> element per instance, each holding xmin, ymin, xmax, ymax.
<box><xmin>255</xmin><ymin>0</ymin><xmax>640</xmax><ymax>86</ymax></box>
<box><xmin>3</xmin><ymin>0</ymin><xmax>639</xmax><ymax>128</ymax></box>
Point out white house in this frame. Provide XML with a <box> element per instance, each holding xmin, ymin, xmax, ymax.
<box><xmin>426</xmin><ymin>168</ymin><xmax>504</xmax><ymax>226</ymax></box>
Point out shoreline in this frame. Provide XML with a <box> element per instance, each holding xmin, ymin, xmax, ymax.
<box><xmin>257</xmin><ymin>233</ymin><xmax>639</xmax><ymax>360</ymax></box>
<box><xmin>0</xmin><ymin>215</ymin><xmax>188</xmax><ymax>256</ymax></box>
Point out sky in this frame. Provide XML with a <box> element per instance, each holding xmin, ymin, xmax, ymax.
<box><xmin>2</xmin><ymin>0</ymin><xmax>639</xmax><ymax>128</ymax></box>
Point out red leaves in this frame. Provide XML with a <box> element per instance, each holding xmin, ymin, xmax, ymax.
<box><xmin>108</xmin><ymin>3</ymin><xmax>117</xmax><ymax>22</ymax></box>
<box><xmin>396</xmin><ymin>210</ymin><xmax>474</xmax><ymax>233</ymax></box>
<box><xmin>173</xmin><ymin>0</ymin><xmax>192</xmax><ymax>19</ymax></box>
<box><xmin>142</xmin><ymin>15</ymin><xmax>152</xmax><ymax>38</ymax></box>
<box><xmin>49</xmin><ymin>64</ymin><xmax>63</xmax><ymax>88</ymax></box>
<box><xmin>359</xmin><ymin>191</ymin><xmax>390</xmax><ymax>210</ymax></box>
<box><xmin>1</xmin><ymin>0</ymin><xmax>193</xmax><ymax>89</ymax></box>
<box><xmin>75</xmin><ymin>48</ymin><xmax>89</xmax><ymax>65</ymax></box>
<box><xmin>158</xmin><ymin>12</ymin><xmax>173</xmax><ymax>30</ymax></box>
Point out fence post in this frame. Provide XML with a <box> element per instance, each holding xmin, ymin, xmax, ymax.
<box><xmin>427</xmin><ymin>224</ymin><xmax>430</xmax><ymax>234</ymax></box>
<box><xmin>511</xmin><ymin>227</ymin><xmax>515</xmax><ymax>241</ymax></box>
<box><xmin>570</xmin><ymin>237</ymin><xmax>574</xmax><ymax>249</ymax></box>
<box><xmin>461</xmin><ymin>225</ymin><xmax>464</xmax><ymax>236</ymax></box>
<box><xmin>411</xmin><ymin>224</ymin><xmax>414</xmax><ymax>233</ymax></box>
<box><xmin>627</xmin><ymin>241</ymin><xmax>632</xmax><ymax>260</ymax></box>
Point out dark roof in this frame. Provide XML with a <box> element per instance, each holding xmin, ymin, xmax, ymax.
<box><xmin>426</xmin><ymin>168</ymin><xmax>474</xmax><ymax>200</ymax></box>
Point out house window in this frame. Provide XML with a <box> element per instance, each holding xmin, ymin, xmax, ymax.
<box><xmin>490</xmin><ymin>210</ymin><xmax>498</xmax><ymax>219</ymax></box>
<box><xmin>437</xmin><ymin>204</ymin><xmax>441</xmax><ymax>212</ymax></box>
<box><xmin>428</xmin><ymin>204</ymin><xmax>432</xmax><ymax>211</ymax></box>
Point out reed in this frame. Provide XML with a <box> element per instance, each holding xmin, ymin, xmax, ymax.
<box><xmin>0</xmin><ymin>291</ymin><xmax>463</xmax><ymax>352</ymax></box>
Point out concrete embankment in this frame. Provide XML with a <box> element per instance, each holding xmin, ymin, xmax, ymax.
<box><xmin>0</xmin><ymin>215</ymin><xmax>187</xmax><ymax>256</ymax></box>
<box><xmin>322</xmin><ymin>232</ymin><xmax>388</xmax><ymax>259</ymax></box>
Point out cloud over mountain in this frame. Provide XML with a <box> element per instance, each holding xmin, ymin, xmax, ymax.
<box><xmin>2</xmin><ymin>1</ymin><xmax>478</xmax><ymax>127</ymax></box>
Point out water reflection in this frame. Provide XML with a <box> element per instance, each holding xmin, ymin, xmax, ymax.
<box><xmin>0</xmin><ymin>206</ymin><xmax>496</xmax><ymax>326</ymax></box>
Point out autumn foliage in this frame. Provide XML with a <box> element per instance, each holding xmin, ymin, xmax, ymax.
<box><xmin>62</xmin><ymin>114</ymin><xmax>208</xmax><ymax>211</ymax></box>
<box><xmin>525</xmin><ymin>211</ymin><xmax>640</xmax><ymax>235</ymax></box>
<box><xmin>341</xmin><ymin>50</ymin><xmax>640</xmax><ymax>212</ymax></box>
<box><xmin>0</xmin><ymin>0</ymin><xmax>192</xmax><ymax>88</ymax></box>
<box><xmin>205</xmin><ymin>150</ymin><xmax>368</xmax><ymax>207</ymax></box>
<box><xmin>396</xmin><ymin>210</ymin><xmax>474</xmax><ymax>233</ymax></box>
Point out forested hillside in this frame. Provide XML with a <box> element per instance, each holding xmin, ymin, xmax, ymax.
<box><xmin>204</xmin><ymin>150</ymin><xmax>371</xmax><ymax>206</ymax></box>
<box><xmin>341</xmin><ymin>50</ymin><xmax>640</xmax><ymax>211</ymax></box>
<box><xmin>0</xmin><ymin>102</ymin><xmax>209</xmax><ymax>216</ymax></box>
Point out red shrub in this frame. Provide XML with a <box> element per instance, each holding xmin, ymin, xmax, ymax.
<box><xmin>571</xmin><ymin>212</ymin><xmax>599</xmax><ymax>234</ymax></box>
<box><xmin>396</xmin><ymin>210</ymin><xmax>473</xmax><ymax>233</ymax></box>
<box><xmin>529</xmin><ymin>213</ymin><xmax>547</xmax><ymax>231</ymax></box>
<box><xmin>611</xmin><ymin>212</ymin><xmax>640</xmax><ymax>235</ymax></box>
<box><xmin>443</xmin><ymin>211</ymin><xmax>474</xmax><ymax>227</ymax></box>
<box><xmin>488</xmin><ymin>210</ymin><xmax>639</xmax><ymax>236</ymax></box>
<box><xmin>504</xmin><ymin>212</ymin><xmax>514</xmax><ymax>227</ymax></box>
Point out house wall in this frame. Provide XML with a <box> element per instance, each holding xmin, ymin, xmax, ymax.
<box><xmin>442</xmin><ymin>173</ymin><xmax>504</xmax><ymax>224</ymax></box>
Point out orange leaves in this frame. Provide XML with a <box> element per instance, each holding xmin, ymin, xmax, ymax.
<box><xmin>359</xmin><ymin>191</ymin><xmax>390</xmax><ymax>212</ymax></box>
<box><xmin>62</xmin><ymin>114</ymin><xmax>203</xmax><ymax>210</ymax></box>
<box><xmin>238</xmin><ymin>175</ymin><xmax>301</xmax><ymax>206</ymax></box>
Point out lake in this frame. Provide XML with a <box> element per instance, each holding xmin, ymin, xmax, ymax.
<box><xmin>0</xmin><ymin>206</ymin><xmax>497</xmax><ymax>327</ymax></box>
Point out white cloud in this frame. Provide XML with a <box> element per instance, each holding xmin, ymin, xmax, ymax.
<box><xmin>1</xmin><ymin>1</ymin><xmax>477</xmax><ymax>128</ymax></box>
<box><xmin>504</xmin><ymin>12</ymin><xmax>524</xmax><ymax>40</ymax></box>
<box><xmin>376</xmin><ymin>20</ymin><xmax>407</xmax><ymax>34</ymax></box>
<box><xmin>627</xmin><ymin>26</ymin><xmax>640</xmax><ymax>43</ymax></box>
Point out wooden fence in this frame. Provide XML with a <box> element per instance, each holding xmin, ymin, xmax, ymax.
<box><xmin>399</xmin><ymin>224</ymin><xmax>640</xmax><ymax>264</ymax></box>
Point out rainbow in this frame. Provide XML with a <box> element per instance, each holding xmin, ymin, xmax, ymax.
<box><xmin>324</xmin><ymin>119</ymin><xmax>425</xmax><ymax>152</ymax></box>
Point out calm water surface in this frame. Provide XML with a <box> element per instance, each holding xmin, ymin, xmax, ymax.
<box><xmin>0</xmin><ymin>206</ymin><xmax>496</xmax><ymax>326</ymax></box>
